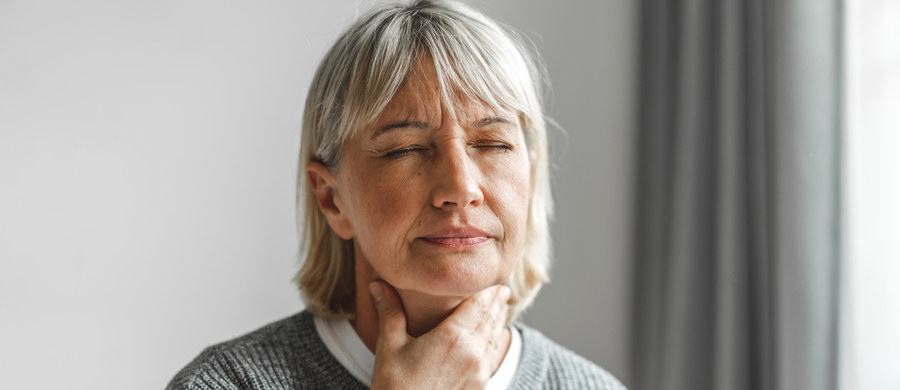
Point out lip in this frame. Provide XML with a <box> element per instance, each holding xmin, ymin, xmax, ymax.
<box><xmin>418</xmin><ymin>226</ymin><xmax>492</xmax><ymax>248</ymax></box>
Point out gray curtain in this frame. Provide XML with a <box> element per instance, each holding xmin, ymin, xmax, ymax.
<box><xmin>632</xmin><ymin>1</ymin><xmax>842</xmax><ymax>390</ymax></box>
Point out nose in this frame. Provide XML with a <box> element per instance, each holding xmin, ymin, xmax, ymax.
<box><xmin>430</xmin><ymin>142</ymin><xmax>484</xmax><ymax>209</ymax></box>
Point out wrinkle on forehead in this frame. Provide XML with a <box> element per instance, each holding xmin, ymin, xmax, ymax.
<box><xmin>366</xmin><ymin>53</ymin><xmax>514</xmax><ymax>135</ymax></box>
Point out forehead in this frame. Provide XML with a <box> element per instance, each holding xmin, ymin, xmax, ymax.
<box><xmin>368</xmin><ymin>55</ymin><xmax>514</xmax><ymax>129</ymax></box>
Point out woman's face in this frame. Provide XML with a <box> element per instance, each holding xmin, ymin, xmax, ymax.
<box><xmin>325</xmin><ymin>57</ymin><xmax>532</xmax><ymax>298</ymax></box>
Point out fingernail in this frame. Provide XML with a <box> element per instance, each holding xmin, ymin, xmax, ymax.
<box><xmin>369</xmin><ymin>282</ymin><xmax>383</xmax><ymax>301</ymax></box>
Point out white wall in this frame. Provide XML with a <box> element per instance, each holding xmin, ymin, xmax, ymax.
<box><xmin>0</xmin><ymin>1</ymin><xmax>636</xmax><ymax>388</ymax></box>
<box><xmin>842</xmin><ymin>1</ymin><xmax>900</xmax><ymax>389</ymax></box>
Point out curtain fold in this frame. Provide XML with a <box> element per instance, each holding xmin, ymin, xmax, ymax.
<box><xmin>632</xmin><ymin>1</ymin><xmax>842</xmax><ymax>389</ymax></box>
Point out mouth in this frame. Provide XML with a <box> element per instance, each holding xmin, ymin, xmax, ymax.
<box><xmin>418</xmin><ymin>226</ymin><xmax>492</xmax><ymax>248</ymax></box>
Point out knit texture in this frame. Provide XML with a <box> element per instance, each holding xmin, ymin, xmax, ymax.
<box><xmin>167</xmin><ymin>311</ymin><xmax>626</xmax><ymax>390</ymax></box>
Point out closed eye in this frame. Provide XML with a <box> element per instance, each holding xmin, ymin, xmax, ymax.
<box><xmin>474</xmin><ymin>143</ymin><xmax>513</xmax><ymax>151</ymax></box>
<box><xmin>384</xmin><ymin>145</ymin><xmax>429</xmax><ymax>158</ymax></box>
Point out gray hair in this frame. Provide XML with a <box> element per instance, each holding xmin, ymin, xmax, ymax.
<box><xmin>297</xmin><ymin>0</ymin><xmax>553</xmax><ymax>320</ymax></box>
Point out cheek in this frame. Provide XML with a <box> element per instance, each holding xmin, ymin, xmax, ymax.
<box><xmin>345</xmin><ymin>166</ymin><xmax>423</xmax><ymax>250</ymax></box>
<box><xmin>488</xmin><ymin>156</ymin><xmax>532</xmax><ymax>243</ymax></box>
<box><xmin>505</xmin><ymin>178</ymin><xmax>532</xmax><ymax>236</ymax></box>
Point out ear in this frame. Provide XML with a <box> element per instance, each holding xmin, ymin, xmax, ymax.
<box><xmin>306</xmin><ymin>161</ymin><xmax>354</xmax><ymax>240</ymax></box>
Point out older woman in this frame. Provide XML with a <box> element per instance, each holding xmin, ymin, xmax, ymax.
<box><xmin>168</xmin><ymin>1</ymin><xmax>624</xmax><ymax>389</ymax></box>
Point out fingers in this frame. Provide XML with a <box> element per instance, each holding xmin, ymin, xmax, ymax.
<box><xmin>444</xmin><ymin>285</ymin><xmax>510</xmax><ymax>334</ymax></box>
<box><xmin>472</xmin><ymin>285</ymin><xmax>510</xmax><ymax>338</ymax></box>
<box><xmin>482</xmin><ymin>287</ymin><xmax>512</xmax><ymax>371</ymax></box>
<box><xmin>464</xmin><ymin>285</ymin><xmax>510</xmax><ymax>379</ymax></box>
<box><xmin>369</xmin><ymin>280</ymin><xmax>408</xmax><ymax>349</ymax></box>
<box><xmin>368</xmin><ymin>284</ymin><xmax>511</xmax><ymax>389</ymax></box>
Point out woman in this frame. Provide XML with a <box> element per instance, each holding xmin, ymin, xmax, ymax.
<box><xmin>168</xmin><ymin>1</ymin><xmax>625</xmax><ymax>389</ymax></box>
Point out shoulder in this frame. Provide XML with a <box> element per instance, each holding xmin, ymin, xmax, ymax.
<box><xmin>512</xmin><ymin>324</ymin><xmax>627</xmax><ymax>390</ymax></box>
<box><xmin>166</xmin><ymin>311</ymin><xmax>323</xmax><ymax>390</ymax></box>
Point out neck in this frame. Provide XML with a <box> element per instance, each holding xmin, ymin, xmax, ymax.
<box><xmin>350</xmin><ymin>257</ymin><xmax>468</xmax><ymax>351</ymax></box>
<box><xmin>348</xmin><ymin>248</ymin><xmax>510</xmax><ymax>375</ymax></box>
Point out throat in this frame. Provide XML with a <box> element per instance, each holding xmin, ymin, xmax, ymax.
<box><xmin>348</xmin><ymin>264</ymin><xmax>512</xmax><ymax>378</ymax></box>
<box><xmin>349</xmin><ymin>279</ymin><xmax>465</xmax><ymax>351</ymax></box>
<box><xmin>347</xmin><ymin>243</ymin><xmax>510</xmax><ymax>375</ymax></box>
<box><xmin>348</xmin><ymin>244</ymin><xmax>467</xmax><ymax>349</ymax></box>
<box><xmin>393</xmin><ymin>289</ymin><xmax>466</xmax><ymax>337</ymax></box>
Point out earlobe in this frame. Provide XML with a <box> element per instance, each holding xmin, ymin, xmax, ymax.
<box><xmin>306</xmin><ymin>161</ymin><xmax>355</xmax><ymax>240</ymax></box>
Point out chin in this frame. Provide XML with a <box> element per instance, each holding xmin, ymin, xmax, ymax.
<box><xmin>395</xmin><ymin>262</ymin><xmax>508</xmax><ymax>298</ymax></box>
<box><xmin>364</xmin><ymin>246</ymin><xmax>513</xmax><ymax>297</ymax></box>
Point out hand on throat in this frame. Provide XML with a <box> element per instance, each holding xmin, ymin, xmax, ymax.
<box><xmin>350</xmin><ymin>251</ymin><xmax>469</xmax><ymax>352</ymax></box>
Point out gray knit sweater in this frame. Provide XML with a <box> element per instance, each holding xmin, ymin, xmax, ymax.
<box><xmin>167</xmin><ymin>311</ymin><xmax>626</xmax><ymax>389</ymax></box>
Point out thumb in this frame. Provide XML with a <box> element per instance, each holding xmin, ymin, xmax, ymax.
<box><xmin>369</xmin><ymin>281</ymin><xmax>407</xmax><ymax>348</ymax></box>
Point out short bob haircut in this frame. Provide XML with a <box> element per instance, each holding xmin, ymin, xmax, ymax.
<box><xmin>296</xmin><ymin>0</ymin><xmax>552</xmax><ymax>321</ymax></box>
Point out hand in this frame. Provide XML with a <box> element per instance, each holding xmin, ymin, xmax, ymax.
<box><xmin>368</xmin><ymin>281</ymin><xmax>511</xmax><ymax>390</ymax></box>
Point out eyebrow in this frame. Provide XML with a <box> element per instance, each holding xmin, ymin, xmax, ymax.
<box><xmin>470</xmin><ymin>116</ymin><xmax>513</xmax><ymax>128</ymax></box>
<box><xmin>370</xmin><ymin>116</ymin><xmax>514</xmax><ymax>140</ymax></box>
<box><xmin>371</xmin><ymin>121</ymin><xmax>431</xmax><ymax>139</ymax></box>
